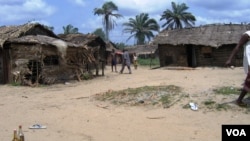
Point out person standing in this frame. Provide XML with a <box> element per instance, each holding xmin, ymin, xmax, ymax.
<box><xmin>133</xmin><ymin>52</ymin><xmax>138</xmax><ymax>70</ymax></box>
<box><xmin>111</xmin><ymin>49</ymin><xmax>117</xmax><ymax>72</ymax></box>
<box><xmin>225</xmin><ymin>31</ymin><xmax>250</xmax><ymax>106</ymax></box>
<box><xmin>120</xmin><ymin>49</ymin><xmax>132</xmax><ymax>74</ymax></box>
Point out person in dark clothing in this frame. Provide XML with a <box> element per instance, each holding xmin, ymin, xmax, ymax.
<box><xmin>120</xmin><ymin>49</ymin><xmax>132</xmax><ymax>74</ymax></box>
<box><xmin>111</xmin><ymin>49</ymin><xmax>117</xmax><ymax>72</ymax></box>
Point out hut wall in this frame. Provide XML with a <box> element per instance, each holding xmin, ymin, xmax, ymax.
<box><xmin>0</xmin><ymin>49</ymin><xmax>3</xmax><ymax>83</ymax></box>
<box><xmin>90</xmin><ymin>45</ymin><xmax>106</xmax><ymax>76</ymax></box>
<box><xmin>158</xmin><ymin>44</ymin><xmax>188</xmax><ymax>67</ymax></box>
<box><xmin>6</xmin><ymin>44</ymin><xmax>49</xmax><ymax>84</ymax></box>
<box><xmin>158</xmin><ymin>44</ymin><xmax>243</xmax><ymax>67</ymax></box>
<box><xmin>4</xmin><ymin>44</ymin><xmax>79</xmax><ymax>84</ymax></box>
<box><xmin>195</xmin><ymin>45</ymin><xmax>243</xmax><ymax>67</ymax></box>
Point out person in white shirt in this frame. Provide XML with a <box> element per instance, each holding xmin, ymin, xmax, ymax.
<box><xmin>133</xmin><ymin>52</ymin><xmax>138</xmax><ymax>70</ymax></box>
<box><xmin>225</xmin><ymin>31</ymin><xmax>250</xmax><ymax>107</ymax></box>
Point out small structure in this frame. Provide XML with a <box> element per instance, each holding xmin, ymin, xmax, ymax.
<box><xmin>127</xmin><ymin>44</ymin><xmax>157</xmax><ymax>59</ymax></box>
<box><xmin>153</xmin><ymin>24</ymin><xmax>250</xmax><ymax>67</ymax></box>
<box><xmin>0</xmin><ymin>23</ymin><xmax>95</xmax><ymax>85</ymax></box>
<box><xmin>2</xmin><ymin>35</ymin><xmax>94</xmax><ymax>85</ymax></box>
<box><xmin>59</xmin><ymin>33</ymin><xmax>106</xmax><ymax>76</ymax></box>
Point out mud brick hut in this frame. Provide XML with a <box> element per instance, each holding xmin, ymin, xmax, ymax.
<box><xmin>153</xmin><ymin>24</ymin><xmax>250</xmax><ymax>67</ymax></box>
<box><xmin>0</xmin><ymin>23</ymin><xmax>95</xmax><ymax>85</ymax></box>
<box><xmin>59</xmin><ymin>33</ymin><xmax>106</xmax><ymax>76</ymax></box>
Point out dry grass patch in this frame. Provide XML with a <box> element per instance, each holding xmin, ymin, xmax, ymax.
<box><xmin>201</xmin><ymin>86</ymin><xmax>250</xmax><ymax>112</ymax></box>
<box><xmin>94</xmin><ymin>85</ymin><xmax>187</xmax><ymax>108</ymax></box>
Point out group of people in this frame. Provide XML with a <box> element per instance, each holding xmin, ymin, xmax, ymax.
<box><xmin>110</xmin><ymin>49</ymin><xmax>138</xmax><ymax>74</ymax></box>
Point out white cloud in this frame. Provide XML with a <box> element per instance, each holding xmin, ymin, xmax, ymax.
<box><xmin>0</xmin><ymin>0</ymin><xmax>55</xmax><ymax>22</ymax></box>
<box><xmin>67</xmin><ymin>0</ymin><xmax>85</xmax><ymax>7</ymax></box>
<box><xmin>74</xmin><ymin>0</ymin><xmax>85</xmax><ymax>6</ymax></box>
<box><xmin>23</xmin><ymin>0</ymin><xmax>55</xmax><ymax>14</ymax></box>
<box><xmin>112</xmin><ymin>0</ymin><xmax>171</xmax><ymax>13</ymax></box>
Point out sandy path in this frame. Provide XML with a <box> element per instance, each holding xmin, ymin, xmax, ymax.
<box><xmin>0</xmin><ymin>65</ymin><xmax>249</xmax><ymax>141</ymax></box>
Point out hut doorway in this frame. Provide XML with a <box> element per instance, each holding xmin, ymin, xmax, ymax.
<box><xmin>186</xmin><ymin>45</ymin><xmax>197</xmax><ymax>67</ymax></box>
<box><xmin>0</xmin><ymin>49</ymin><xmax>3</xmax><ymax>84</ymax></box>
<box><xmin>28</xmin><ymin>60</ymin><xmax>42</xmax><ymax>84</ymax></box>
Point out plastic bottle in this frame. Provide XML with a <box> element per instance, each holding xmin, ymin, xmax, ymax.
<box><xmin>18</xmin><ymin>125</ymin><xmax>25</xmax><ymax>141</ymax></box>
<box><xmin>12</xmin><ymin>129</ymin><xmax>18</xmax><ymax>141</ymax></box>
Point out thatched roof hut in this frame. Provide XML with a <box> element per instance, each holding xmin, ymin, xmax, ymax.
<box><xmin>2</xmin><ymin>35</ymin><xmax>95</xmax><ymax>85</ymax></box>
<box><xmin>154</xmin><ymin>24</ymin><xmax>250</xmax><ymax>48</ymax></box>
<box><xmin>127</xmin><ymin>44</ymin><xmax>157</xmax><ymax>55</ymax></box>
<box><xmin>58</xmin><ymin>33</ymin><xmax>106</xmax><ymax>76</ymax></box>
<box><xmin>153</xmin><ymin>24</ymin><xmax>250</xmax><ymax>67</ymax></box>
<box><xmin>0</xmin><ymin>23</ymin><xmax>97</xmax><ymax>85</ymax></box>
<box><xmin>5</xmin><ymin>35</ymin><xmax>94</xmax><ymax>63</ymax></box>
<box><xmin>0</xmin><ymin>23</ymin><xmax>63</xmax><ymax>84</ymax></box>
<box><xmin>125</xmin><ymin>44</ymin><xmax>158</xmax><ymax>60</ymax></box>
<box><xmin>58</xmin><ymin>33</ymin><xmax>106</xmax><ymax>47</ymax></box>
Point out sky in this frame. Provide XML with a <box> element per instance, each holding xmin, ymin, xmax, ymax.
<box><xmin>0</xmin><ymin>0</ymin><xmax>250</xmax><ymax>45</ymax></box>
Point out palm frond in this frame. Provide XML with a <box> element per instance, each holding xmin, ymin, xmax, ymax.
<box><xmin>160</xmin><ymin>2</ymin><xmax>196</xmax><ymax>29</ymax></box>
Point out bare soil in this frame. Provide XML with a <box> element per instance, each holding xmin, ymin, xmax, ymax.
<box><xmin>0</xmin><ymin>65</ymin><xmax>249</xmax><ymax>141</ymax></box>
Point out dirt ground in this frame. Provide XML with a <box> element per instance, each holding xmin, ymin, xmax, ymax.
<box><xmin>0</xmin><ymin>65</ymin><xmax>249</xmax><ymax>141</ymax></box>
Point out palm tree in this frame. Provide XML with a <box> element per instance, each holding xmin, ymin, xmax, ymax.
<box><xmin>62</xmin><ymin>24</ymin><xmax>79</xmax><ymax>34</ymax></box>
<box><xmin>160</xmin><ymin>2</ymin><xmax>196</xmax><ymax>30</ymax></box>
<box><xmin>93</xmin><ymin>1</ymin><xmax>123</xmax><ymax>42</ymax></box>
<box><xmin>122</xmin><ymin>13</ymin><xmax>159</xmax><ymax>45</ymax></box>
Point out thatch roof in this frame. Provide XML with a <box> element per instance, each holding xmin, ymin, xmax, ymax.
<box><xmin>153</xmin><ymin>24</ymin><xmax>250</xmax><ymax>48</ymax></box>
<box><xmin>58</xmin><ymin>33</ymin><xmax>106</xmax><ymax>47</ymax></box>
<box><xmin>127</xmin><ymin>44</ymin><xmax>157</xmax><ymax>55</ymax></box>
<box><xmin>106</xmin><ymin>41</ymin><xmax>121</xmax><ymax>52</ymax></box>
<box><xmin>5</xmin><ymin>35</ymin><xmax>78</xmax><ymax>47</ymax></box>
<box><xmin>0</xmin><ymin>23</ymin><xmax>58</xmax><ymax>48</ymax></box>
<box><xmin>4</xmin><ymin>35</ymin><xmax>95</xmax><ymax>63</ymax></box>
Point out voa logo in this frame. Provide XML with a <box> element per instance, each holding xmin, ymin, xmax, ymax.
<box><xmin>226</xmin><ymin>129</ymin><xmax>246</xmax><ymax>136</ymax></box>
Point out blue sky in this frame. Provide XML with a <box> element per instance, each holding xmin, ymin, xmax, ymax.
<box><xmin>0</xmin><ymin>0</ymin><xmax>250</xmax><ymax>45</ymax></box>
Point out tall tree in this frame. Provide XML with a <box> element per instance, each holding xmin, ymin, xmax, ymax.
<box><xmin>93</xmin><ymin>1</ymin><xmax>123</xmax><ymax>42</ymax></box>
<box><xmin>62</xmin><ymin>24</ymin><xmax>79</xmax><ymax>34</ymax></box>
<box><xmin>122</xmin><ymin>13</ymin><xmax>159</xmax><ymax>45</ymax></box>
<box><xmin>160</xmin><ymin>2</ymin><xmax>196</xmax><ymax>30</ymax></box>
<box><xmin>92</xmin><ymin>28</ymin><xmax>106</xmax><ymax>41</ymax></box>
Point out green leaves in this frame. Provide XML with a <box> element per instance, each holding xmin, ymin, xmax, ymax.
<box><xmin>160</xmin><ymin>1</ymin><xmax>196</xmax><ymax>30</ymax></box>
<box><xmin>122</xmin><ymin>13</ymin><xmax>159</xmax><ymax>45</ymax></box>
